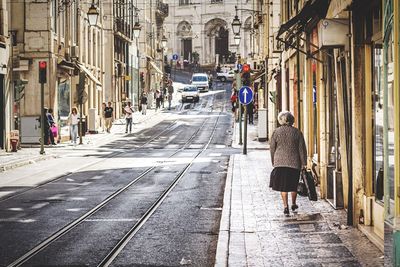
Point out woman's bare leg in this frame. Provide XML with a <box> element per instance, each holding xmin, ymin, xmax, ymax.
<box><xmin>281</xmin><ymin>192</ymin><xmax>288</xmax><ymax>208</ymax></box>
<box><xmin>291</xmin><ymin>192</ymin><xmax>297</xmax><ymax>205</ymax></box>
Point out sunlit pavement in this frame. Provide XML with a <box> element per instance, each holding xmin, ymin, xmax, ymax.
<box><xmin>215</xmin><ymin>122</ymin><xmax>384</xmax><ymax>267</ymax></box>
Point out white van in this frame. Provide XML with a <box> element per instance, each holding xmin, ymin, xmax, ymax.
<box><xmin>191</xmin><ymin>73</ymin><xmax>209</xmax><ymax>92</ymax></box>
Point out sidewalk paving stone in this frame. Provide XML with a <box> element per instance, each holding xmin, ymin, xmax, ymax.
<box><xmin>216</xmin><ymin>122</ymin><xmax>384</xmax><ymax>267</ymax></box>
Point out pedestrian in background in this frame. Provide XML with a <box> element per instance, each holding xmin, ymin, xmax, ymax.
<box><xmin>167</xmin><ymin>82</ymin><xmax>174</xmax><ymax>110</ymax></box>
<box><xmin>101</xmin><ymin>102</ymin><xmax>106</xmax><ymax>132</ymax></box>
<box><xmin>162</xmin><ymin>86</ymin><xmax>167</xmax><ymax>108</ymax></box>
<box><xmin>248</xmin><ymin>100</ymin><xmax>254</xmax><ymax>124</ymax></box>
<box><xmin>269</xmin><ymin>111</ymin><xmax>307</xmax><ymax>216</ymax></box>
<box><xmin>67</xmin><ymin>107</ymin><xmax>79</xmax><ymax>145</ymax></box>
<box><xmin>104</xmin><ymin>102</ymin><xmax>113</xmax><ymax>133</ymax></box>
<box><xmin>124</xmin><ymin>101</ymin><xmax>134</xmax><ymax>133</ymax></box>
<box><xmin>141</xmin><ymin>93</ymin><xmax>148</xmax><ymax>115</ymax></box>
<box><xmin>208</xmin><ymin>71</ymin><xmax>213</xmax><ymax>90</ymax></box>
<box><xmin>46</xmin><ymin>108</ymin><xmax>57</xmax><ymax>145</ymax></box>
<box><xmin>42</xmin><ymin>108</ymin><xmax>51</xmax><ymax>145</ymax></box>
<box><xmin>155</xmin><ymin>90</ymin><xmax>161</xmax><ymax>110</ymax></box>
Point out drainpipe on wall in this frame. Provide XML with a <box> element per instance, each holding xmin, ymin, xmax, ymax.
<box><xmin>296</xmin><ymin>0</ymin><xmax>301</xmax><ymax>130</ymax></box>
<box><xmin>346</xmin><ymin>7</ymin><xmax>353</xmax><ymax>226</ymax></box>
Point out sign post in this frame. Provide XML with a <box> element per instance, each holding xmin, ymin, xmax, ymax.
<box><xmin>239</xmin><ymin>86</ymin><xmax>254</xmax><ymax>155</ymax></box>
<box><xmin>172</xmin><ymin>54</ymin><xmax>178</xmax><ymax>81</ymax></box>
<box><xmin>38</xmin><ymin>61</ymin><xmax>47</xmax><ymax>155</ymax></box>
<box><xmin>236</xmin><ymin>73</ymin><xmax>242</xmax><ymax>145</ymax></box>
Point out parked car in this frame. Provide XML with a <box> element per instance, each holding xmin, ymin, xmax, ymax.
<box><xmin>181</xmin><ymin>85</ymin><xmax>200</xmax><ymax>103</ymax></box>
<box><xmin>191</xmin><ymin>73</ymin><xmax>209</xmax><ymax>92</ymax></box>
<box><xmin>216</xmin><ymin>70</ymin><xmax>235</xmax><ymax>82</ymax></box>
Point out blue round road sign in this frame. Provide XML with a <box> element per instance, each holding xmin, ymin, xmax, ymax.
<box><xmin>172</xmin><ymin>54</ymin><xmax>179</xmax><ymax>60</ymax></box>
<box><xmin>238</xmin><ymin>86</ymin><xmax>254</xmax><ymax>105</ymax></box>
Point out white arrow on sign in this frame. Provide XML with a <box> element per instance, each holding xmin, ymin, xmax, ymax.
<box><xmin>243</xmin><ymin>88</ymin><xmax>249</xmax><ymax>104</ymax></box>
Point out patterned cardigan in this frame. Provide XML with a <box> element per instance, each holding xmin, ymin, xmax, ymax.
<box><xmin>270</xmin><ymin>125</ymin><xmax>307</xmax><ymax>170</ymax></box>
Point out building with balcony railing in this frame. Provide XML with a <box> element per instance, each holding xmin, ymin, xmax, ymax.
<box><xmin>164</xmin><ymin>0</ymin><xmax>253</xmax><ymax>68</ymax></box>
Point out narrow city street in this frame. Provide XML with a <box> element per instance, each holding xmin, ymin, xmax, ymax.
<box><xmin>0</xmin><ymin>83</ymin><xmax>235</xmax><ymax>266</ymax></box>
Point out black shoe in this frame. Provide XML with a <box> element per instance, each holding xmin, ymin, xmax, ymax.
<box><xmin>284</xmin><ymin>207</ymin><xmax>290</xmax><ymax>216</ymax></box>
<box><xmin>291</xmin><ymin>204</ymin><xmax>298</xmax><ymax>212</ymax></box>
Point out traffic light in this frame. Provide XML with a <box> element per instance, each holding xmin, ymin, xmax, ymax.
<box><xmin>241</xmin><ymin>64</ymin><xmax>251</xmax><ymax>86</ymax></box>
<box><xmin>140</xmin><ymin>72</ymin><xmax>145</xmax><ymax>89</ymax></box>
<box><xmin>39</xmin><ymin>61</ymin><xmax>47</xmax><ymax>83</ymax></box>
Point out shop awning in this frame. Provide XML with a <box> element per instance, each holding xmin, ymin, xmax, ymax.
<box><xmin>76</xmin><ymin>63</ymin><xmax>102</xmax><ymax>86</ymax></box>
<box><xmin>149</xmin><ymin>61</ymin><xmax>163</xmax><ymax>75</ymax></box>
<box><xmin>277</xmin><ymin>0</ymin><xmax>331</xmax><ymax>39</ymax></box>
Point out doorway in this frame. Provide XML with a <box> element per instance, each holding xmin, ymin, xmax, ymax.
<box><xmin>215</xmin><ymin>27</ymin><xmax>229</xmax><ymax>64</ymax></box>
<box><xmin>181</xmin><ymin>38</ymin><xmax>192</xmax><ymax>61</ymax></box>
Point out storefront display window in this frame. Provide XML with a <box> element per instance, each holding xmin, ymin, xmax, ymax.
<box><xmin>58</xmin><ymin>81</ymin><xmax>70</xmax><ymax>119</ymax></box>
<box><xmin>383</xmin><ymin>26</ymin><xmax>395</xmax><ymax>222</ymax></box>
<box><xmin>373</xmin><ymin>46</ymin><xmax>384</xmax><ymax>202</ymax></box>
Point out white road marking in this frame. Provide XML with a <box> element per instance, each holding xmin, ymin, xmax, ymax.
<box><xmin>69</xmin><ymin>197</ymin><xmax>87</xmax><ymax>201</ymax></box>
<box><xmin>47</xmin><ymin>194</ymin><xmax>65</xmax><ymax>200</ymax></box>
<box><xmin>90</xmin><ymin>175</ymin><xmax>104</xmax><ymax>180</ymax></box>
<box><xmin>18</xmin><ymin>219</ymin><xmax>36</xmax><ymax>223</ymax></box>
<box><xmin>31</xmin><ymin>202</ymin><xmax>50</xmax><ymax>209</ymax></box>
<box><xmin>8</xmin><ymin>207</ymin><xmax>23</xmax><ymax>211</ymax></box>
<box><xmin>209</xmin><ymin>153</ymin><xmax>222</xmax><ymax>157</ymax></box>
<box><xmin>66</xmin><ymin>208</ymin><xmax>82</xmax><ymax>212</ymax></box>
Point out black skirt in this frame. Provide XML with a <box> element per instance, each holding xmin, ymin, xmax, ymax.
<box><xmin>269</xmin><ymin>167</ymin><xmax>300</xmax><ymax>192</ymax></box>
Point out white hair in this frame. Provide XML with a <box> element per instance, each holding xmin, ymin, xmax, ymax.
<box><xmin>277</xmin><ymin>111</ymin><xmax>295</xmax><ymax>126</ymax></box>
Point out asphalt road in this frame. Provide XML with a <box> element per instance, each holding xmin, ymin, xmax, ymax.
<box><xmin>0</xmin><ymin>82</ymin><xmax>236</xmax><ymax>267</ymax></box>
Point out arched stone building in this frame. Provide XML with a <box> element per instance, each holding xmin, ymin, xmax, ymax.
<box><xmin>164</xmin><ymin>1</ymin><xmax>253</xmax><ymax>67</ymax></box>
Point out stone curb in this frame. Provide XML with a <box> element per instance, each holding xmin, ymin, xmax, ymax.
<box><xmin>0</xmin><ymin>154</ymin><xmax>57</xmax><ymax>173</ymax></box>
<box><xmin>214</xmin><ymin>155</ymin><xmax>234</xmax><ymax>267</ymax></box>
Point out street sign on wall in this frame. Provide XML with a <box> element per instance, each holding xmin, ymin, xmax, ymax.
<box><xmin>238</xmin><ymin>86</ymin><xmax>253</xmax><ymax>105</ymax></box>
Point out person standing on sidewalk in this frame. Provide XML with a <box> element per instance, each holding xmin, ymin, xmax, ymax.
<box><xmin>67</xmin><ymin>107</ymin><xmax>80</xmax><ymax>145</ymax></box>
<box><xmin>124</xmin><ymin>101</ymin><xmax>134</xmax><ymax>133</ymax></box>
<box><xmin>269</xmin><ymin>111</ymin><xmax>307</xmax><ymax>216</ymax></box>
<box><xmin>104</xmin><ymin>102</ymin><xmax>113</xmax><ymax>133</ymax></box>
<box><xmin>101</xmin><ymin>102</ymin><xmax>107</xmax><ymax>132</ymax></box>
<box><xmin>167</xmin><ymin>82</ymin><xmax>174</xmax><ymax>110</ymax></box>
<box><xmin>46</xmin><ymin>108</ymin><xmax>57</xmax><ymax>145</ymax></box>
<box><xmin>141</xmin><ymin>93</ymin><xmax>148</xmax><ymax>115</ymax></box>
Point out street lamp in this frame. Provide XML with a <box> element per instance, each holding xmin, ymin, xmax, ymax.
<box><xmin>161</xmin><ymin>36</ymin><xmax>168</xmax><ymax>48</ymax></box>
<box><xmin>87</xmin><ymin>1</ymin><xmax>99</xmax><ymax>26</ymax></box>
<box><xmin>133</xmin><ymin>22</ymin><xmax>142</xmax><ymax>38</ymax></box>
<box><xmin>231</xmin><ymin>6</ymin><xmax>242</xmax><ymax>35</ymax></box>
<box><xmin>234</xmin><ymin>34</ymin><xmax>241</xmax><ymax>46</ymax></box>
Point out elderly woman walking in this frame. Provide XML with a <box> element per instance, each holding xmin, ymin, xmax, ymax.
<box><xmin>269</xmin><ymin>111</ymin><xmax>307</xmax><ymax>216</ymax></box>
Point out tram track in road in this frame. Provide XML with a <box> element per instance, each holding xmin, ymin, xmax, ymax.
<box><xmin>6</xmin><ymin>107</ymin><xmax>224</xmax><ymax>267</ymax></box>
<box><xmin>99</xmin><ymin>109</ymin><xmax>222</xmax><ymax>267</ymax></box>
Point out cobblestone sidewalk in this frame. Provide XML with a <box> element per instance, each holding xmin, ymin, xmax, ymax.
<box><xmin>216</xmin><ymin>125</ymin><xmax>384</xmax><ymax>266</ymax></box>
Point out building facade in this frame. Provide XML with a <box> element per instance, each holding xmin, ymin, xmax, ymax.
<box><xmin>164</xmin><ymin>0</ymin><xmax>254</xmax><ymax>68</ymax></box>
<box><xmin>7</xmin><ymin>0</ymin><xmax>105</xmax><ymax>145</ymax></box>
<box><xmin>0</xmin><ymin>0</ymin><xmax>12</xmax><ymax>151</ymax></box>
<box><xmin>0</xmin><ymin>0</ymin><xmax>160</xmax><ymax>151</ymax></box>
<box><xmin>137</xmin><ymin>0</ymin><xmax>168</xmax><ymax>107</ymax></box>
<box><xmin>261</xmin><ymin>0</ymin><xmax>400</xmax><ymax>264</ymax></box>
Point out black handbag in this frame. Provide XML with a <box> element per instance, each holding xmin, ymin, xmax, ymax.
<box><xmin>301</xmin><ymin>169</ymin><xmax>318</xmax><ymax>201</ymax></box>
<box><xmin>297</xmin><ymin>175</ymin><xmax>308</xmax><ymax>197</ymax></box>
